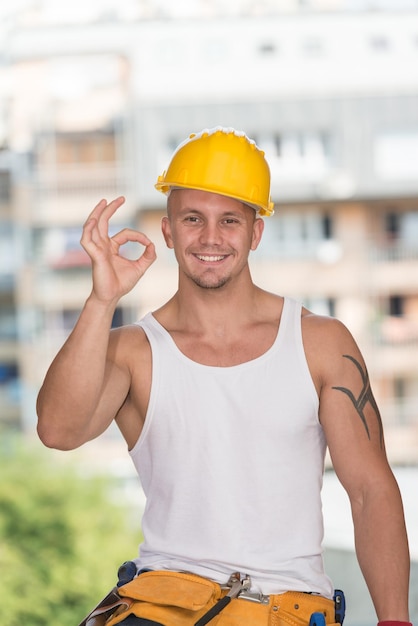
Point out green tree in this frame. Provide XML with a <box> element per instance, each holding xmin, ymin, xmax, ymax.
<box><xmin>0</xmin><ymin>438</ymin><xmax>142</xmax><ymax>626</ymax></box>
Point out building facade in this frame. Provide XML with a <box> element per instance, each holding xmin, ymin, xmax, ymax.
<box><xmin>0</xmin><ymin>9</ymin><xmax>418</xmax><ymax>462</ymax></box>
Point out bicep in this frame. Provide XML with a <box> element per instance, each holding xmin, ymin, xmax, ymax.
<box><xmin>88</xmin><ymin>325</ymin><xmax>150</xmax><ymax>447</ymax></box>
<box><xmin>83</xmin><ymin>325</ymin><xmax>133</xmax><ymax>443</ymax></box>
<box><xmin>84</xmin><ymin>357</ymin><xmax>131</xmax><ymax>442</ymax></box>
<box><xmin>317</xmin><ymin>323</ymin><xmax>389</xmax><ymax>497</ymax></box>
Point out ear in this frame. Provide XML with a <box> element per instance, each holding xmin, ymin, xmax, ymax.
<box><xmin>250</xmin><ymin>217</ymin><xmax>264</xmax><ymax>251</ymax></box>
<box><xmin>161</xmin><ymin>216</ymin><xmax>174</xmax><ymax>249</ymax></box>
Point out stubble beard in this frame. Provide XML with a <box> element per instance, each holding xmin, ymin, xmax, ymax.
<box><xmin>189</xmin><ymin>272</ymin><xmax>230</xmax><ymax>290</ymax></box>
<box><xmin>184</xmin><ymin>265</ymin><xmax>231</xmax><ymax>290</ymax></box>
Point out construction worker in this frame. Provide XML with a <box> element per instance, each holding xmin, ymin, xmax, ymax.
<box><xmin>37</xmin><ymin>128</ymin><xmax>411</xmax><ymax>626</ymax></box>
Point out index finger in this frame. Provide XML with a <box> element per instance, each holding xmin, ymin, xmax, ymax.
<box><xmin>85</xmin><ymin>196</ymin><xmax>126</xmax><ymax>229</ymax></box>
<box><xmin>112</xmin><ymin>228</ymin><xmax>154</xmax><ymax>249</ymax></box>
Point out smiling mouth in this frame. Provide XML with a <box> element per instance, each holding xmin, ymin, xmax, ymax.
<box><xmin>195</xmin><ymin>254</ymin><xmax>226</xmax><ymax>262</ymax></box>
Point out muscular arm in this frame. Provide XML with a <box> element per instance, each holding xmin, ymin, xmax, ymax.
<box><xmin>305</xmin><ymin>315</ymin><xmax>410</xmax><ymax>621</ymax></box>
<box><xmin>36</xmin><ymin>197</ymin><xmax>156</xmax><ymax>450</ymax></box>
<box><xmin>37</xmin><ymin>299</ymin><xmax>130</xmax><ymax>449</ymax></box>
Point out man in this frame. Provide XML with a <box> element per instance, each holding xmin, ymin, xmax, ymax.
<box><xmin>37</xmin><ymin>128</ymin><xmax>411</xmax><ymax>626</ymax></box>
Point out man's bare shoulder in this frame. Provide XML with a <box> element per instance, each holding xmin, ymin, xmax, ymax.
<box><xmin>301</xmin><ymin>307</ymin><xmax>365</xmax><ymax>389</ymax></box>
<box><xmin>301</xmin><ymin>307</ymin><xmax>354</xmax><ymax>343</ymax></box>
<box><xmin>301</xmin><ymin>307</ymin><xmax>358</xmax><ymax>360</ymax></box>
<box><xmin>108</xmin><ymin>323</ymin><xmax>151</xmax><ymax>365</ymax></box>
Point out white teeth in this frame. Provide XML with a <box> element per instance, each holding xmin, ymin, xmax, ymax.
<box><xmin>197</xmin><ymin>255</ymin><xmax>225</xmax><ymax>262</ymax></box>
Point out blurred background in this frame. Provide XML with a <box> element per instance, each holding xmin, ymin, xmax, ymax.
<box><xmin>0</xmin><ymin>0</ymin><xmax>417</xmax><ymax>624</ymax></box>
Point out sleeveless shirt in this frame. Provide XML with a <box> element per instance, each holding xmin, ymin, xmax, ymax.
<box><xmin>130</xmin><ymin>297</ymin><xmax>333</xmax><ymax>598</ymax></box>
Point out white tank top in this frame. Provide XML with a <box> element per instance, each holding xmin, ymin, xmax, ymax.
<box><xmin>130</xmin><ymin>297</ymin><xmax>333</xmax><ymax>597</ymax></box>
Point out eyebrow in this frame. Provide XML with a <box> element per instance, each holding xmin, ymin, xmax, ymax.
<box><xmin>176</xmin><ymin>207</ymin><xmax>247</xmax><ymax>219</ymax></box>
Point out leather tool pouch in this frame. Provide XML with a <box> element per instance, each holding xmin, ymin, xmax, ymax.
<box><xmin>105</xmin><ymin>570</ymin><xmax>222</xmax><ymax>626</ymax></box>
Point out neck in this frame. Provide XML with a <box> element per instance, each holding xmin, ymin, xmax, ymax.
<box><xmin>160</xmin><ymin>276</ymin><xmax>263</xmax><ymax>335</ymax></box>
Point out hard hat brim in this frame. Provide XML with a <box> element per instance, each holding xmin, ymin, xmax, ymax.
<box><xmin>155</xmin><ymin>180</ymin><xmax>274</xmax><ymax>217</ymax></box>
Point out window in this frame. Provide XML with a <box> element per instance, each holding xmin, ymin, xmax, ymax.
<box><xmin>400</xmin><ymin>211</ymin><xmax>418</xmax><ymax>245</ymax></box>
<box><xmin>258</xmin><ymin>42</ymin><xmax>277</xmax><ymax>55</ymax></box>
<box><xmin>374</xmin><ymin>131</ymin><xmax>418</xmax><ymax>180</ymax></box>
<box><xmin>369</xmin><ymin>36</ymin><xmax>391</xmax><ymax>52</ymax></box>
<box><xmin>385</xmin><ymin>212</ymin><xmax>401</xmax><ymax>240</ymax></box>
<box><xmin>257</xmin><ymin>209</ymin><xmax>336</xmax><ymax>259</ymax></box>
<box><xmin>321</xmin><ymin>213</ymin><xmax>333</xmax><ymax>240</ymax></box>
<box><xmin>392</xmin><ymin>376</ymin><xmax>411</xmax><ymax>426</ymax></box>
<box><xmin>40</xmin><ymin>227</ymin><xmax>90</xmax><ymax>269</ymax></box>
<box><xmin>158</xmin><ymin>137</ymin><xmax>183</xmax><ymax>175</ymax></box>
<box><xmin>0</xmin><ymin>224</ymin><xmax>16</xmax><ymax>275</ymax></box>
<box><xmin>0</xmin><ymin>362</ymin><xmax>18</xmax><ymax>385</ymax></box>
<box><xmin>0</xmin><ymin>170</ymin><xmax>11</xmax><ymax>202</ymax></box>
<box><xmin>389</xmin><ymin>295</ymin><xmax>404</xmax><ymax>317</ymax></box>
<box><xmin>258</xmin><ymin>131</ymin><xmax>331</xmax><ymax>182</ymax></box>
<box><xmin>0</xmin><ymin>361</ymin><xmax>20</xmax><ymax>413</ymax></box>
<box><xmin>304</xmin><ymin>297</ymin><xmax>336</xmax><ymax>318</ymax></box>
<box><xmin>380</xmin><ymin>295</ymin><xmax>418</xmax><ymax>344</ymax></box>
<box><xmin>0</xmin><ymin>307</ymin><xmax>17</xmax><ymax>339</ymax></box>
<box><xmin>394</xmin><ymin>377</ymin><xmax>406</xmax><ymax>400</ymax></box>
<box><xmin>55</xmin><ymin>131</ymin><xmax>116</xmax><ymax>165</ymax></box>
<box><xmin>384</xmin><ymin>210</ymin><xmax>418</xmax><ymax>246</ymax></box>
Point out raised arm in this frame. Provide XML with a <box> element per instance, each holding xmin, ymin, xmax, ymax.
<box><xmin>305</xmin><ymin>314</ymin><xmax>410</xmax><ymax>622</ymax></box>
<box><xmin>36</xmin><ymin>197</ymin><xmax>156</xmax><ymax>451</ymax></box>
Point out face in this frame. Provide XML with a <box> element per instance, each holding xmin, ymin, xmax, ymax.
<box><xmin>161</xmin><ymin>188</ymin><xmax>264</xmax><ymax>290</ymax></box>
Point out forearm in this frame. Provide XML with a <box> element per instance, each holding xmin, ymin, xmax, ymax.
<box><xmin>36</xmin><ymin>295</ymin><xmax>117</xmax><ymax>449</ymax></box>
<box><xmin>352</xmin><ymin>478</ymin><xmax>410</xmax><ymax>621</ymax></box>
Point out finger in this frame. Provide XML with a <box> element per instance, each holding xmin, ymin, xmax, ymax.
<box><xmin>83</xmin><ymin>197</ymin><xmax>126</xmax><ymax>241</ymax></box>
<box><xmin>132</xmin><ymin>241</ymin><xmax>157</xmax><ymax>275</ymax></box>
<box><xmin>85</xmin><ymin>198</ymin><xmax>108</xmax><ymax>223</ymax></box>
<box><xmin>139</xmin><ymin>241</ymin><xmax>157</xmax><ymax>266</ymax></box>
<box><xmin>111</xmin><ymin>228</ymin><xmax>153</xmax><ymax>249</ymax></box>
<box><xmin>95</xmin><ymin>196</ymin><xmax>126</xmax><ymax>237</ymax></box>
<box><xmin>80</xmin><ymin>214</ymin><xmax>100</xmax><ymax>253</ymax></box>
<box><xmin>81</xmin><ymin>211</ymin><xmax>109</xmax><ymax>253</ymax></box>
<box><xmin>142</xmin><ymin>241</ymin><xmax>157</xmax><ymax>262</ymax></box>
<box><xmin>112</xmin><ymin>229</ymin><xmax>156</xmax><ymax>270</ymax></box>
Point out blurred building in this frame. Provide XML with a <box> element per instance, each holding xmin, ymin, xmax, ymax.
<box><xmin>0</xmin><ymin>5</ymin><xmax>418</xmax><ymax>464</ymax></box>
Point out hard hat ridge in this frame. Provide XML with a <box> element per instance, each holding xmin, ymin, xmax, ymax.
<box><xmin>155</xmin><ymin>127</ymin><xmax>274</xmax><ymax>217</ymax></box>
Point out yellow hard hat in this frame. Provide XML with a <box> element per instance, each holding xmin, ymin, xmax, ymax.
<box><xmin>155</xmin><ymin>127</ymin><xmax>274</xmax><ymax>217</ymax></box>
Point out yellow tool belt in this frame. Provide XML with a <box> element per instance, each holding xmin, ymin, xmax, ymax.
<box><xmin>102</xmin><ymin>570</ymin><xmax>340</xmax><ymax>626</ymax></box>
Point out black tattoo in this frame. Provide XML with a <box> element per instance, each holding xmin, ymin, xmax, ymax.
<box><xmin>332</xmin><ymin>354</ymin><xmax>383</xmax><ymax>448</ymax></box>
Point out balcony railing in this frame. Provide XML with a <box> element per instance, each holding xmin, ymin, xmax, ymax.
<box><xmin>33</xmin><ymin>163</ymin><xmax>131</xmax><ymax>197</ymax></box>
<box><xmin>370</xmin><ymin>242</ymin><xmax>418</xmax><ymax>263</ymax></box>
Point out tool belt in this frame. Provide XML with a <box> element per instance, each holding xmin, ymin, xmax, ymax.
<box><xmin>79</xmin><ymin>568</ymin><xmax>344</xmax><ymax>626</ymax></box>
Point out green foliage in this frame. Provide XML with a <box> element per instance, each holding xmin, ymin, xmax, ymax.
<box><xmin>0</xmin><ymin>438</ymin><xmax>142</xmax><ymax>626</ymax></box>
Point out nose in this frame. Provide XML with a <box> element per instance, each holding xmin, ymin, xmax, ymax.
<box><xmin>199</xmin><ymin>219</ymin><xmax>223</xmax><ymax>246</ymax></box>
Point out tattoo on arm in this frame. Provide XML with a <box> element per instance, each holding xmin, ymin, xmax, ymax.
<box><xmin>332</xmin><ymin>354</ymin><xmax>383</xmax><ymax>448</ymax></box>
